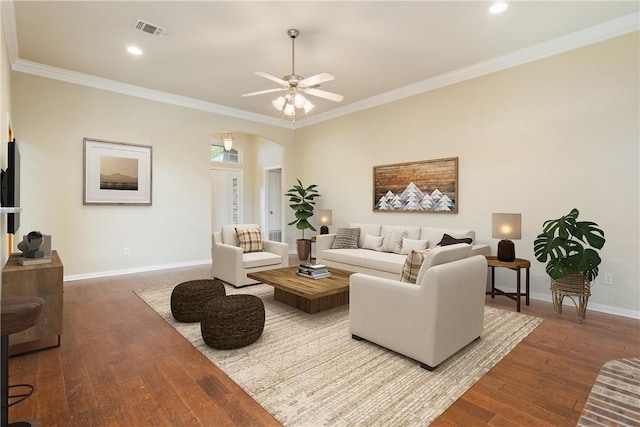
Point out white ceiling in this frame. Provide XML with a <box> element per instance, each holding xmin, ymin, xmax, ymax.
<box><xmin>4</xmin><ymin>1</ymin><xmax>640</xmax><ymax>128</ymax></box>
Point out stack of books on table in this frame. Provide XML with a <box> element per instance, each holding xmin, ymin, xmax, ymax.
<box><xmin>297</xmin><ymin>263</ymin><xmax>331</xmax><ymax>279</ymax></box>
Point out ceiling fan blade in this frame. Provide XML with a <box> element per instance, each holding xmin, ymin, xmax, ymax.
<box><xmin>254</xmin><ymin>71</ymin><xmax>288</xmax><ymax>86</ymax></box>
<box><xmin>242</xmin><ymin>88</ymin><xmax>287</xmax><ymax>97</ymax></box>
<box><xmin>299</xmin><ymin>72</ymin><xmax>334</xmax><ymax>88</ymax></box>
<box><xmin>304</xmin><ymin>87</ymin><xmax>344</xmax><ymax>102</ymax></box>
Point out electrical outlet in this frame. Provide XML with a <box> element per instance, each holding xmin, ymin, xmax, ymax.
<box><xmin>604</xmin><ymin>272</ymin><xmax>613</xmax><ymax>285</ymax></box>
<box><xmin>124</xmin><ymin>247</ymin><xmax>130</xmax><ymax>256</ymax></box>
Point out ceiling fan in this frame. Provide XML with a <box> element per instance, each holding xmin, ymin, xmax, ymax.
<box><xmin>242</xmin><ymin>29</ymin><xmax>343</xmax><ymax>119</ymax></box>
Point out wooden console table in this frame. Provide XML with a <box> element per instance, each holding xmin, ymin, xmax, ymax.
<box><xmin>486</xmin><ymin>256</ymin><xmax>530</xmax><ymax>312</ymax></box>
<box><xmin>2</xmin><ymin>250</ymin><xmax>63</xmax><ymax>355</ymax></box>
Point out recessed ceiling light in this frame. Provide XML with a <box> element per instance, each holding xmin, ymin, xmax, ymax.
<box><xmin>489</xmin><ymin>2</ymin><xmax>508</xmax><ymax>14</ymax></box>
<box><xmin>127</xmin><ymin>46</ymin><xmax>143</xmax><ymax>56</ymax></box>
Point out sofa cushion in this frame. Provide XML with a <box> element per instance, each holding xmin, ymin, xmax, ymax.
<box><xmin>400</xmin><ymin>238</ymin><xmax>429</xmax><ymax>254</ymax></box>
<box><xmin>349</xmin><ymin>223</ymin><xmax>382</xmax><ymax>248</ymax></box>
<box><xmin>420</xmin><ymin>227</ymin><xmax>475</xmax><ymax>247</ymax></box>
<box><xmin>381</xmin><ymin>225</ymin><xmax>421</xmax><ymax>241</ymax></box>
<box><xmin>332</xmin><ymin>228</ymin><xmax>360</xmax><ymax>249</ymax></box>
<box><xmin>400</xmin><ymin>249</ymin><xmax>429</xmax><ymax>284</ymax></box>
<box><xmin>235</xmin><ymin>228</ymin><xmax>264</xmax><ymax>253</ymax></box>
<box><xmin>243</xmin><ymin>251</ymin><xmax>282</xmax><ymax>269</ymax></box>
<box><xmin>437</xmin><ymin>233</ymin><xmax>473</xmax><ymax>247</ymax></box>
<box><xmin>321</xmin><ymin>249</ymin><xmax>406</xmax><ymax>275</ymax></box>
<box><xmin>415</xmin><ymin>243</ymin><xmax>472</xmax><ymax>285</ymax></box>
<box><xmin>380</xmin><ymin>230</ymin><xmax>407</xmax><ymax>254</ymax></box>
<box><xmin>362</xmin><ymin>234</ymin><xmax>384</xmax><ymax>251</ymax></box>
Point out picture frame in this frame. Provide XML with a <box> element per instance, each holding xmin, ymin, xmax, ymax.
<box><xmin>83</xmin><ymin>138</ymin><xmax>152</xmax><ymax>205</ymax></box>
<box><xmin>373</xmin><ymin>157</ymin><xmax>458</xmax><ymax>213</ymax></box>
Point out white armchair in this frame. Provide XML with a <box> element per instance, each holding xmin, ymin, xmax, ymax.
<box><xmin>349</xmin><ymin>243</ymin><xmax>488</xmax><ymax>370</ymax></box>
<box><xmin>212</xmin><ymin>224</ymin><xmax>289</xmax><ymax>288</ymax></box>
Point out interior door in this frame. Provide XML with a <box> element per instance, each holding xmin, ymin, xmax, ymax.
<box><xmin>211</xmin><ymin>168</ymin><xmax>243</xmax><ymax>233</ymax></box>
<box><xmin>266</xmin><ymin>168</ymin><xmax>282</xmax><ymax>241</ymax></box>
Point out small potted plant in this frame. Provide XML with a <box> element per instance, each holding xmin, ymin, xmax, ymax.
<box><xmin>533</xmin><ymin>208</ymin><xmax>605</xmax><ymax>322</ymax></box>
<box><xmin>285</xmin><ymin>179</ymin><xmax>321</xmax><ymax>260</ymax></box>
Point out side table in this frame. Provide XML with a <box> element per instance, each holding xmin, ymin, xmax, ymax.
<box><xmin>485</xmin><ymin>256</ymin><xmax>530</xmax><ymax>312</ymax></box>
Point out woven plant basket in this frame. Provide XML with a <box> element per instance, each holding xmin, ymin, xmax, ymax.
<box><xmin>550</xmin><ymin>273</ymin><xmax>590</xmax><ymax>323</ymax></box>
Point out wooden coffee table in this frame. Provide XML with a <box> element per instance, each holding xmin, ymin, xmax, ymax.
<box><xmin>247</xmin><ymin>266</ymin><xmax>354</xmax><ymax>314</ymax></box>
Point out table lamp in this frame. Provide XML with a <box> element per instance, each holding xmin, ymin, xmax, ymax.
<box><xmin>492</xmin><ymin>213</ymin><xmax>521</xmax><ymax>262</ymax></box>
<box><xmin>317</xmin><ymin>209</ymin><xmax>332</xmax><ymax>234</ymax></box>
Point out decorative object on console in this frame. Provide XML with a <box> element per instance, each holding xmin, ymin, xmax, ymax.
<box><xmin>83</xmin><ymin>138</ymin><xmax>152</xmax><ymax>206</ymax></box>
<box><xmin>17</xmin><ymin>232</ymin><xmax>52</xmax><ymax>265</ymax></box>
<box><xmin>317</xmin><ymin>209</ymin><xmax>332</xmax><ymax>234</ymax></box>
<box><xmin>492</xmin><ymin>213</ymin><xmax>522</xmax><ymax>262</ymax></box>
<box><xmin>534</xmin><ymin>208</ymin><xmax>605</xmax><ymax>323</ymax></box>
<box><xmin>373</xmin><ymin>157</ymin><xmax>458</xmax><ymax>213</ymax></box>
<box><xmin>285</xmin><ymin>179</ymin><xmax>321</xmax><ymax>260</ymax></box>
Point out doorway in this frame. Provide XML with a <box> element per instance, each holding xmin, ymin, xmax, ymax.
<box><xmin>265</xmin><ymin>168</ymin><xmax>282</xmax><ymax>242</ymax></box>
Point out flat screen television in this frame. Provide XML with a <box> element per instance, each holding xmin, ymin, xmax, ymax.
<box><xmin>1</xmin><ymin>139</ymin><xmax>20</xmax><ymax>233</ymax></box>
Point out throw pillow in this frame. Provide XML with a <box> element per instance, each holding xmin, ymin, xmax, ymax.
<box><xmin>235</xmin><ymin>227</ymin><xmax>264</xmax><ymax>253</ymax></box>
<box><xmin>437</xmin><ymin>233</ymin><xmax>473</xmax><ymax>246</ymax></box>
<box><xmin>400</xmin><ymin>238</ymin><xmax>429</xmax><ymax>255</ymax></box>
<box><xmin>331</xmin><ymin>228</ymin><xmax>360</xmax><ymax>249</ymax></box>
<box><xmin>380</xmin><ymin>230</ymin><xmax>407</xmax><ymax>254</ymax></box>
<box><xmin>362</xmin><ymin>233</ymin><xmax>384</xmax><ymax>251</ymax></box>
<box><xmin>400</xmin><ymin>249</ymin><xmax>429</xmax><ymax>284</ymax></box>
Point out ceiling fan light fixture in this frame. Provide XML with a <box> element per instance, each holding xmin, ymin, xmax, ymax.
<box><xmin>272</xmin><ymin>96</ymin><xmax>286</xmax><ymax>111</ymax></box>
<box><xmin>283</xmin><ymin>102</ymin><xmax>296</xmax><ymax>116</ymax></box>
<box><xmin>293</xmin><ymin>92</ymin><xmax>306</xmax><ymax>108</ymax></box>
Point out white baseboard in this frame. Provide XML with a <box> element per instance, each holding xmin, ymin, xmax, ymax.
<box><xmin>63</xmin><ymin>259</ymin><xmax>212</xmax><ymax>282</ymax></box>
<box><xmin>499</xmin><ymin>288</ymin><xmax>640</xmax><ymax>320</ymax></box>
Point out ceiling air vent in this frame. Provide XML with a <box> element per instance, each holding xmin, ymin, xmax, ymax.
<box><xmin>133</xmin><ymin>19</ymin><xmax>166</xmax><ymax>37</ymax></box>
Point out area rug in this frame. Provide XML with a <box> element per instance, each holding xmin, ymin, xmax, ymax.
<box><xmin>135</xmin><ymin>283</ymin><xmax>542</xmax><ymax>426</ymax></box>
<box><xmin>577</xmin><ymin>357</ymin><xmax>640</xmax><ymax>427</ymax></box>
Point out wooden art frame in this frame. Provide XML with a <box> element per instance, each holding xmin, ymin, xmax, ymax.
<box><xmin>83</xmin><ymin>138</ymin><xmax>152</xmax><ymax>205</ymax></box>
<box><xmin>373</xmin><ymin>157</ymin><xmax>458</xmax><ymax>213</ymax></box>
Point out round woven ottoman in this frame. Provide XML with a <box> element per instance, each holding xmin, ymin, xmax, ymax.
<box><xmin>170</xmin><ymin>279</ymin><xmax>226</xmax><ymax>322</ymax></box>
<box><xmin>201</xmin><ymin>295</ymin><xmax>265</xmax><ymax>349</ymax></box>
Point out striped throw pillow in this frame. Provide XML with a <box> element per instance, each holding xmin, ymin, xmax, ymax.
<box><xmin>331</xmin><ymin>228</ymin><xmax>360</xmax><ymax>249</ymax></box>
<box><xmin>235</xmin><ymin>228</ymin><xmax>264</xmax><ymax>253</ymax></box>
<box><xmin>400</xmin><ymin>249</ymin><xmax>429</xmax><ymax>284</ymax></box>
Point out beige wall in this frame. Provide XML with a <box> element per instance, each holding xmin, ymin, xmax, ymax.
<box><xmin>296</xmin><ymin>33</ymin><xmax>639</xmax><ymax>316</ymax></box>
<box><xmin>11</xmin><ymin>73</ymin><xmax>295</xmax><ymax>278</ymax></box>
<box><xmin>0</xmin><ymin>12</ymin><xmax>12</xmax><ymax>275</ymax></box>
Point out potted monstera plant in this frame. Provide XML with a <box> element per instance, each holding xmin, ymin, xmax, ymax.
<box><xmin>533</xmin><ymin>208</ymin><xmax>605</xmax><ymax>322</ymax></box>
<box><xmin>285</xmin><ymin>179</ymin><xmax>321</xmax><ymax>260</ymax></box>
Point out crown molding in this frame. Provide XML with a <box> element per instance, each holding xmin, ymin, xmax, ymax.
<box><xmin>4</xmin><ymin>7</ymin><xmax>638</xmax><ymax>130</ymax></box>
<box><xmin>1</xmin><ymin>0</ymin><xmax>19</xmax><ymax>65</ymax></box>
<box><xmin>296</xmin><ymin>12</ymin><xmax>640</xmax><ymax>128</ymax></box>
<box><xmin>12</xmin><ymin>59</ymin><xmax>292</xmax><ymax>128</ymax></box>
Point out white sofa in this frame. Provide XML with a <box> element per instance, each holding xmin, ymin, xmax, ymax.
<box><xmin>212</xmin><ymin>224</ymin><xmax>289</xmax><ymax>287</ymax></box>
<box><xmin>350</xmin><ymin>243</ymin><xmax>488</xmax><ymax>370</ymax></box>
<box><xmin>316</xmin><ymin>223</ymin><xmax>490</xmax><ymax>279</ymax></box>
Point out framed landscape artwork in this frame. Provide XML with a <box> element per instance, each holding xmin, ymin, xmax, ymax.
<box><xmin>373</xmin><ymin>157</ymin><xmax>458</xmax><ymax>213</ymax></box>
<box><xmin>83</xmin><ymin>138</ymin><xmax>152</xmax><ymax>205</ymax></box>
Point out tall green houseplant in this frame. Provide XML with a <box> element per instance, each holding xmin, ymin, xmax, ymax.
<box><xmin>534</xmin><ymin>208</ymin><xmax>605</xmax><ymax>323</ymax></box>
<box><xmin>285</xmin><ymin>179</ymin><xmax>321</xmax><ymax>260</ymax></box>
<box><xmin>534</xmin><ymin>208</ymin><xmax>605</xmax><ymax>281</ymax></box>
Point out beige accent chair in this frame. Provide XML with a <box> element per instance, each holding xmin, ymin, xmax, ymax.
<box><xmin>349</xmin><ymin>243</ymin><xmax>487</xmax><ymax>370</ymax></box>
<box><xmin>212</xmin><ymin>224</ymin><xmax>289</xmax><ymax>288</ymax></box>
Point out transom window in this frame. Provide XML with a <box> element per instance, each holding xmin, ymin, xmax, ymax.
<box><xmin>210</xmin><ymin>142</ymin><xmax>240</xmax><ymax>164</ymax></box>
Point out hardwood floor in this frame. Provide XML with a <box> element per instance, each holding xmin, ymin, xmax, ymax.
<box><xmin>6</xmin><ymin>262</ymin><xmax>639</xmax><ymax>426</ymax></box>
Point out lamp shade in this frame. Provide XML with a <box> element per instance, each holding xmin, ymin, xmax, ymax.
<box><xmin>492</xmin><ymin>213</ymin><xmax>522</xmax><ymax>240</ymax></box>
<box><xmin>317</xmin><ymin>209</ymin><xmax>332</xmax><ymax>226</ymax></box>
<box><xmin>317</xmin><ymin>209</ymin><xmax>332</xmax><ymax>234</ymax></box>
